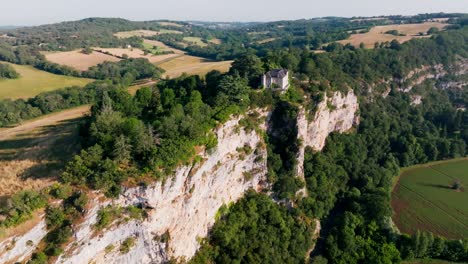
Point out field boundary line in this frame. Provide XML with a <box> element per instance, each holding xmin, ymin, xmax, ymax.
<box><xmin>399</xmin><ymin>183</ymin><xmax>468</xmax><ymax>230</ymax></box>
<box><xmin>428</xmin><ymin>166</ymin><xmax>458</xmax><ymax>181</ymax></box>
<box><xmin>392</xmin><ymin>157</ymin><xmax>468</xmax><ymax>191</ymax></box>
<box><xmin>154</xmin><ymin>54</ymin><xmax>186</xmax><ymax>66</ymax></box>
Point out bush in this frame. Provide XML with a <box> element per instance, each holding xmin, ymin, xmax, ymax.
<box><xmin>45</xmin><ymin>206</ymin><xmax>65</xmax><ymax>228</ymax></box>
<box><xmin>95</xmin><ymin>206</ymin><xmax>122</xmax><ymax>230</ymax></box>
<box><xmin>0</xmin><ymin>63</ymin><xmax>19</xmax><ymax>79</ymax></box>
<box><xmin>28</xmin><ymin>252</ymin><xmax>48</xmax><ymax>264</ymax></box>
<box><xmin>0</xmin><ymin>190</ymin><xmax>47</xmax><ymax>228</ymax></box>
<box><xmin>120</xmin><ymin>237</ymin><xmax>136</xmax><ymax>254</ymax></box>
<box><xmin>49</xmin><ymin>183</ymin><xmax>73</xmax><ymax>199</ymax></box>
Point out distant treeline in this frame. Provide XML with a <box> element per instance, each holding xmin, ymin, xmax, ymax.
<box><xmin>0</xmin><ymin>81</ymin><xmax>116</xmax><ymax>127</ymax></box>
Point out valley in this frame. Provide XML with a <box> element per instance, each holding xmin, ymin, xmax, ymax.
<box><xmin>0</xmin><ymin>11</ymin><xmax>467</xmax><ymax>264</ymax></box>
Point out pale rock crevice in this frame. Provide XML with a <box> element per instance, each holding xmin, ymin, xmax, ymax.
<box><xmin>58</xmin><ymin>115</ymin><xmax>269</xmax><ymax>264</ymax></box>
<box><xmin>0</xmin><ymin>219</ymin><xmax>47</xmax><ymax>264</ymax></box>
<box><xmin>0</xmin><ymin>114</ymin><xmax>268</xmax><ymax>264</ymax></box>
<box><xmin>1</xmin><ymin>101</ymin><xmax>343</xmax><ymax>263</ymax></box>
<box><xmin>296</xmin><ymin>90</ymin><xmax>359</xmax><ymax>195</ymax></box>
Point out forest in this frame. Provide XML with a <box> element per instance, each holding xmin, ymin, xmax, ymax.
<box><xmin>49</xmin><ymin>25</ymin><xmax>468</xmax><ymax>263</ymax></box>
<box><xmin>0</xmin><ymin>13</ymin><xmax>467</xmax><ymax>264</ymax></box>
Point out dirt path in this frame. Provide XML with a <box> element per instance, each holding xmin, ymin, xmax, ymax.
<box><xmin>0</xmin><ymin>105</ymin><xmax>91</xmax><ymax>141</ymax></box>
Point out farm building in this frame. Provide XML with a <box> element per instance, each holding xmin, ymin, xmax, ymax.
<box><xmin>262</xmin><ymin>69</ymin><xmax>289</xmax><ymax>91</ymax></box>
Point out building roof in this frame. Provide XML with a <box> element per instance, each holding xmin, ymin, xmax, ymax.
<box><xmin>265</xmin><ymin>69</ymin><xmax>288</xmax><ymax>79</ymax></box>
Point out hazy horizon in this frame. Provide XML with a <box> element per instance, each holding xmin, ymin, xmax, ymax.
<box><xmin>1</xmin><ymin>0</ymin><xmax>468</xmax><ymax>26</ymax></box>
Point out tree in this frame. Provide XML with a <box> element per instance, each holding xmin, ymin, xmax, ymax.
<box><xmin>113</xmin><ymin>135</ymin><xmax>132</xmax><ymax>164</ymax></box>
<box><xmin>229</xmin><ymin>53</ymin><xmax>264</xmax><ymax>88</ymax></box>
<box><xmin>451</xmin><ymin>180</ymin><xmax>462</xmax><ymax>191</ymax></box>
<box><xmin>215</xmin><ymin>74</ymin><xmax>250</xmax><ymax>107</ymax></box>
<box><xmin>427</xmin><ymin>27</ymin><xmax>440</xmax><ymax>35</ymax></box>
<box><xmin>0</xmin><ymin>63</ymin><xmax>20</xmax><ymax>79</ymax></box>
<box><xmin>81</xmin><ymin>47</ymin><xmax>93</xmax><ymax>54</ymax></box>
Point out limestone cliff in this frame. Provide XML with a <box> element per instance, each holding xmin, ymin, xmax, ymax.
<box><xmin>0</xmin><ymin>91</ymin><xmax>360</xmax><ymax>263</ymax></box>
<box><xmin>296</xmin><ymin>90</ymin><xmax>359</xmax><ymax>193</ymax></box>
<box><xmin>0</xmin><ymin>115</ymin><xmax>268</xmax><ymax>264</ymax></box>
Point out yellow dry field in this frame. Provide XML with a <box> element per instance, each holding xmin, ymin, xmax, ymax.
<box><xmin>257</xmin><ymin>38</ymin><xmax>277</xmax><ymax>44</ymax></box>
<box><xmin>114</xmin><ymin>29</ymin><xmax>182</xmax><ymax>38</ymax></box>
<box><xmin>208</xmin><ymin>38</ymin><xmax>222</xmax><ymax>44</ymax></box>
<box><xmin>128</xmin><ymin>80</ymin><xmax>158</xmax><ymax>95</ymax></box>
<box><xmin>158</xmin><ymin>55</ymin><xmax>232</xmax><ymax>78</ymax></box>
<box><xmin>44</xmin><ymin>50</ymin><xmax>120</xmax><ymax>71</ymax></box>
<box><xmin>350</xmin><ymin>17</ymin><xmax>388</xmax><ymax>22</ymax></box>
<box><xmin>0</xmin><ymin>105</ymin><xmax>90</xmax><ymax>196</ymax></box>
<box><xmin>0</xmin><ymin>63</ymin><xmax>93</xmax><ymax>99</ymax></box>
<box><xmin>428</xmin><ymin>18</ymin><xmax>450</xmax><ymax>22</ymax></box>
<box><xmin>96</xmin><ymin>48</ymin><xmax>182</xmax><ymax>64</ymax></box>
<box><xmin>143</xmin><ymin>39</ymin><xmax>185</xmax><ymax>54</ymax></box>
<box><xmin>183</xmin><ymin>37</ymin><xmax>208</xmax><ymax>47</ymax></box>
<box><xmin>338</xmin><ymin>22</ymin><xmax>449</xmax><ymax>48</ymax></box>
<box><xmin>157</xmin><ymin>21</ymin><xmax>184</xmax><ymax>27</ymax></box>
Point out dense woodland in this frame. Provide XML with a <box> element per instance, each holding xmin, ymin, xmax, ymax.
<box><xmin>0</xmin><ymin>13</ymin><xmax>467</xmax><ymax>264</ymax></box>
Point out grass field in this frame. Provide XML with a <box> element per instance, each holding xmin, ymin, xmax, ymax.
<box><xmin>0</xmin><ymin>105</ymin><xmax>90</xmax><ymax>196</ymax></box>
<box><xmin>183</xmin><ymin>36</ymin><xmax>208</xmax><ymax>47</ymax></box>
<box><xmin>257</xmin><ymin>37</ymin><xmax>277</xmax><ymax>44</ymax></box>
<box><xmin>95</xmin><ymin>47</ymin><xmax>182</xmax><ymax>64</ymax></box>
<box><xmin>158</xmin><ymin>55</ymin><xmax>232</xmax><ymax>78</ymax></box>
<box><xmin>143</xmin><ymin>42</ymin><xmax>163</xmax><ymax>54</ymax></box>
<box><xmin>0</xmin><ymin>63</ymin><xmax>93</xmax><ymax>99</ymax></box>
<box><xmin>208</xmin><ymin>38</ymin><xmax>222</xmax><ymax>44</ymax></box>
<box><xmin>143</xmin><ymin>39</ymin><xmax>185</xmax><ymax>54</ymax></box>
<box><xmin>338</xmin><ymin>22</ymin><xmax>448</xmax><ymax>48</ymax></box>
<box><xmin>44</xmin><ymin>50</ymin><xmax>120</xmax><ymax>71</ymax></box>
<box><xmin>114</xmin><ymin>29</ymin><xmax>182</xmax><ymax>38</ymax></box>
<box><xmin>391</xmin><ymin>159</ymin><xmax>468</xmax><ymax>239</ymax></box>
<box><xmin>157</xmin><ymin>21</ymin><xmax>184</xmax><ymax>27</ymax></box>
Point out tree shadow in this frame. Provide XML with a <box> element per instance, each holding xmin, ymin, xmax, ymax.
<box><xmin>418</xmin><ymin>182</ymin><xmax>452</xmax><ymax>190</ymax></box>
<box><xmin>0</xmin><ymin>117</ymin><xmax>86</xmax><ymax>181</ymax></box>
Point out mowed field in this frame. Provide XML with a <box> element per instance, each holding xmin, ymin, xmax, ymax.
<box><xmin>0</xmin><ymin>105</ymin><xmax>90</xmax><ymax>196</ymax></box>
<box><xmin>158</xmin><ymin>55</ymin><xmax>232</xmax><ymax>78</ymax></box>
<box><xmin>143</xmin><ymin>39</ymin><xmax>185</xmax><ymax>54</ymax></box>
<box><xmin>114</xmin><ymin>29</ymin><xmax>182</xmax><ymax>38</ymax></box>
<box><xmin>95</xmin><ymin>47</ymin><xmax>182</xmax><ymax>64</ymax></box>
<box><xmin>183</xmin><ymin>36</ymin><xmax>208</xmax><ymax>47</ymax></box>
<box><xmin>42</xmin><ymin>39</ymin><xmax>230</xmax><ymax>80</ymax></box>
<box><xmin>339</xmin><ymin>22</ymin><xmax>448</xmax><ymax>48</ymax></box>
<box><xmin>0</xmin><ymin>63</ymin><xmax>92</xmax><ymax>99</ymax></box>
<box><xmin>392</xmin><ymin>159</ymin><xmax>468</xmax><ymax>239</ymax></box>
<box><xmin>44</xmin><ymin>50</ymin><xmax>120</xmax><ymax>71</ymax></box>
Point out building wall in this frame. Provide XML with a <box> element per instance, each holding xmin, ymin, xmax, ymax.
<box><xmin>262</xmin><ymin>72</ymin><xmax>289</xmax><ymax>90</ymax></box>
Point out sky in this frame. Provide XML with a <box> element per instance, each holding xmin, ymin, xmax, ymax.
<box><xmin>1</xmin><ymin>0</ymin><xmax>468</xmax><ymax>26</ymax></box>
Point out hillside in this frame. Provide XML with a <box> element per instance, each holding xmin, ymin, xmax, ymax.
<box><xmin>0</xmin><ymin>63</ymin><xmax>92</xmax><ymax>99</ymax></box>
<box><xmin>0</xmin><ymin>13</ymin><xmax>467</xmax><ymax>264</ymax></box>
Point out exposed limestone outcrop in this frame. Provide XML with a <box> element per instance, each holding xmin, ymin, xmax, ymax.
<box><xmin>0</xmin><ymin>115</ymin><xmax>268</xmax><ymax>264</ymax></box>
<box><xmin>0</xmin><ymin>219</ymin><xmax>47</xmax><ymax>264</ymax></box>
<box><xmin>398</xmin><ymin>59</ymin><xmax>468</xmax><ymax>93</ymax></box>
<box><xmin>0</xmin><ymin>91</ymin><xmax>361</xmax><ymax>263</ymax></box>
<box><xmin>296</xmin><ymin>90</ymin><xmax>359</xmax><ymax>193</ymax></box>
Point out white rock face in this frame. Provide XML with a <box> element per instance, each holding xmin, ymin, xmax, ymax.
<box><xmin>3</xmin><ymin>100</ymin><xmax>351</xmax><ymax>263</ymax></box>
<box><xmin>0</xmin><ymin>114</ymin><xmax>268</xmax><ymax>264</ymax></box>
<box><xmin>0</xmin><ymin>218</ymin><xmax>47</xmax><ymax>263</ymax></box>
<box><xmin>59</xmin><ymin>115</ymin><xmax>268</xmax><ymax>264</ymax></box>
<box><xmin>296</xmin><ymin>90</ymin><xmax>359</xmax><ymax>187</ymax></box>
